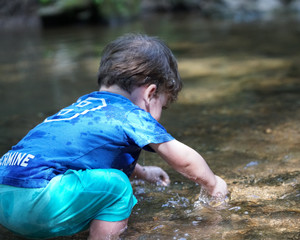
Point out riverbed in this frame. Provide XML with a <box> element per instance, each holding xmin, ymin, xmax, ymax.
<box><xmin>0</xmin><ymin>12</ymin><xmax>299</xmax><ymax>240</ymax></box>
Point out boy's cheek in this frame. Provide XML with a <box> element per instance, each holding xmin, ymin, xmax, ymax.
<box><xmin>149</xmin><ymin>106</ymin><xmax>162</xmax><ymax>121</ymax></box>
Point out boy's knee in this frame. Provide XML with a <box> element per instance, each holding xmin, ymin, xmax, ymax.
<box><xmin>105</xmin><ymin>170</ymin><xmax>134</xmax><ymax>200</ymax></box>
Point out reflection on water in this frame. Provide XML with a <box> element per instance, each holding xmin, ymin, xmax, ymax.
<box><xmin>0</xmin><ymin>13</ymin><xmax>299</xmax><ymax>240</ymax></box>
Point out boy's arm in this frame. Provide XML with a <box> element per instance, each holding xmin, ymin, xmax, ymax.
<box><xmin>131</xmin><ymin>163</ymin><xmax>170</xmax><ymax>186</ymax></box>
<box><xmin>150</xmin><ymin>139</ymin><xmax>227</xmax><ymax>197</ymax></box>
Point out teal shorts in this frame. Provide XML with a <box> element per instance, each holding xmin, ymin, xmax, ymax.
<box><xmin>0</xmin><ymin>169</ymin><xmax>137</xmax><ymax>239</ymax></box>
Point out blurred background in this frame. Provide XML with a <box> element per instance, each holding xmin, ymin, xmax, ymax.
<box><xmin>0</xmin><ymin>1</ymin><xmax>300</xmax><ymax>239</ymax></box>
<box><xmin>1</xmin><ymin>0</ymin><xmax>300</xmax><ymax>28</ymax></box>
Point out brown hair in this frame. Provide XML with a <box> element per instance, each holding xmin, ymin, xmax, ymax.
<box><xmin>97</xmin><ymin>34</ymin><xmax>182</xmax><ymax>104</ymax></box>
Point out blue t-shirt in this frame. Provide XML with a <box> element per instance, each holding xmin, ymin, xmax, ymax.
<box><xmin>0</xmin><ymin>92</ymin><xmax>174</xmax><ymax>188</ymax></box>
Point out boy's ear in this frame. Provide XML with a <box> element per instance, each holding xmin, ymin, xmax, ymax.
<box><xmin>145</xmin><ymin>84</ymin><xmax>157</xmax><ymax>102</ymax></box>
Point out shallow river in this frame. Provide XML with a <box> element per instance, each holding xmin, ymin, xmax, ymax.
<box><xmin>0</xmin><ymin>13</ymin><xmax>299</xmax><ymax>240</ymax></box>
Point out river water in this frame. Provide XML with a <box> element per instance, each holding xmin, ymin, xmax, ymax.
<box><xmin>0</xmin><ymin>13</ymin><xmax>299</xmax><ymax>240</ymax></box>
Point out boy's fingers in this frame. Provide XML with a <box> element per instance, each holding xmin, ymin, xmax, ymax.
<box><xmin>161</xmin><ymin>178</ymin><xmax>170</xmax><ymax>186</ymax></box>
<box><xmin>159</xmin><ymin>171</ymin><xmax>170</xmax><ymax>186</ymax></box>
<box><xmin>144</xmin><ymin>166</ymin><xmax>170</xmax><ymax>186</ymax></box>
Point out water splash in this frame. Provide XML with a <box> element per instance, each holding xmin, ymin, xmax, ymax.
<box><xmin>194</xmin><ymin>188</ymin><xmax>230</xmax><ymax>210</ymax></box>
<box><xmin>162</xmin><ymin>193</ymin><xmax>190</xmax><ymax>208</ymax></box>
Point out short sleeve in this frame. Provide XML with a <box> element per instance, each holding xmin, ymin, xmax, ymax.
<box><xmin>124</xmin><ymin>108</ymin><xmax>174</xmax><ymax>151</ymax></box>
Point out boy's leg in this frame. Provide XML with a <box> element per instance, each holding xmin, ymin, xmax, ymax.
<box><xmin>88</xmin><ymin>219</ymin><xmax>128</xmax><ymax>240</ymax></box>
<box><xmin>0</xmin><ymin>169</ymin><xmax>137</xmax><ymax>239</ymax></box>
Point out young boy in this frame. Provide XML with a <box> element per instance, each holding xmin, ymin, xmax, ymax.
<box><xmin>0</xmin><ymin>34</ymin><xmax>227</xmax><ymax>240</ymax></box>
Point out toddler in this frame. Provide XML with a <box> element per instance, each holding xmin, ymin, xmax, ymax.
<box><xmin>0</xmin><ymin>34</ymin><xmax>227</xmax><ymax>240</ymax></box>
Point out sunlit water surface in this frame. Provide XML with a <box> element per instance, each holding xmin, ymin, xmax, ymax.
<box><xmin>0</xmin><ymin>13</ymin><xmax>299</xmax><ymax>240</ymax></box>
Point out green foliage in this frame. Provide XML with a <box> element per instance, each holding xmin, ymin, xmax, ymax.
<box><xmin>98</xmin><ymin>0</ymin><xmax>141</xmax><ymax>19</ymax></box>
<box><xmin>38</xmin><ymin>0</ymin><xmax>141</xmax><ymax>21</ymax></box>
<box><xmin>39</xmin><ymin>0</ymin><xmax>55</xmax><ymax>5</ymax></box>
<box><xmin>93</xmin><ymin>0</ymin><xmax>102</xmax><ymax>4</ymax></box>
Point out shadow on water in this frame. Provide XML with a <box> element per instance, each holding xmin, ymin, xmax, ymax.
<box><xmin>0</xmin><ymin>13</ymin><xmax>299</xmax><ymax>240</ymax></box>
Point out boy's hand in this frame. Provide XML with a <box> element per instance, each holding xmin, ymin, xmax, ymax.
<box><xmin>209</xmin><ymin>175</ymin><xmax>228</xmax><ymax>198</ymax></box>
<box><xmin>142</xmin><ymin>166</ymin><xmax>170</xmax><ymax>186</ymax></box>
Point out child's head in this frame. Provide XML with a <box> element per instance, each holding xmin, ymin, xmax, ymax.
<box><xmin>97</xmin><ymin>34</ymin><xmax>182</xmax><ymax>105</ymax></box>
